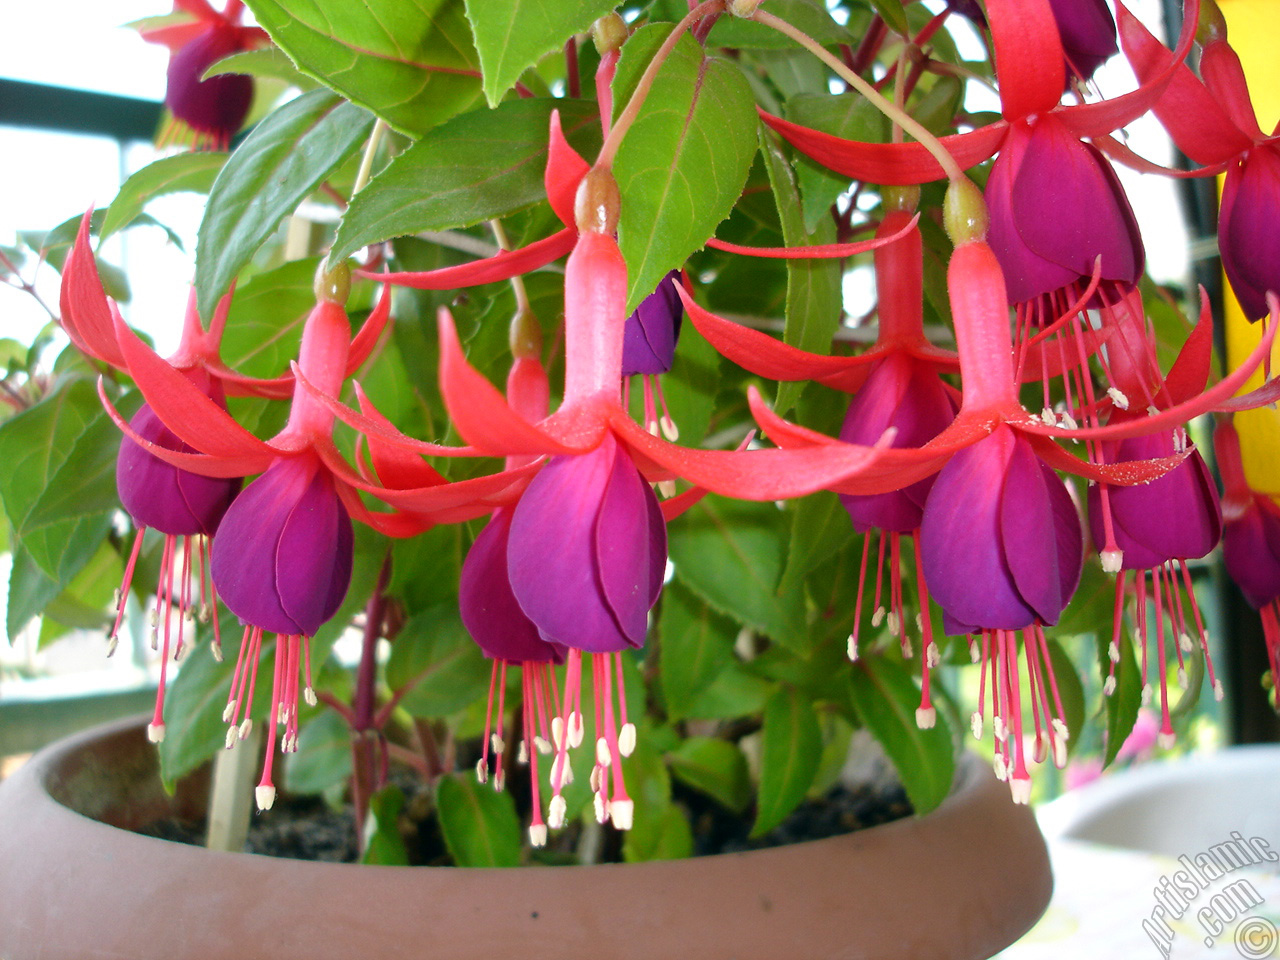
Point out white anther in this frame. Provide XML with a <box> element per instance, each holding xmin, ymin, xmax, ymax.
<box><xmin>887</xmin><ymin>611</ymin><xmax>901</xmax><ymax>636</ymax></box>
<box><xmin>1106</xmin><ymin>386</ymin><xmax>1130</xmax><ymax>410</ymax></box>
<box><xmin>1103</xmin><ymin>676</ymin><xmax>1117</xmax><ymax>696</ymax></box>
<box><xmin>969</xmin><ymin>641</ymin><xmax>981</xmax><ymax>664</ymax></box>
<box><xmin>1108</xmin><ymin>641</ymin><xmax>1120</xmax><ymax>663</ymax></box>
<box><xmin>106</xmin><ymin>636</ymin><xmax>119</xmax><ymax>658</ymax></box>
<box><xmin>1141</xmin><ymin>684</ymin><xmax>1153</xmax><ymax>706</ymax></box>
<box><xmin>1213</xmin><ymin>680</ymin><xmax>1224</xmax><ymax>701</ymax></box>
<box><xmin>1051</xmin><ymin>718</ymin><xmax>1069</xmax><ymax>740</ymax></box>
<box><xmin>147</xmin><ymin>722</ymin><xmax>166</xmax><ymax>744</ymax></box>
<box><xmin>871</xmin><ymin>607</ymin><xmax>886</xmax><ymax>628</ymax></box>
<box><xmin>211</xmin><ymin>640</ymin><xmax>223</xmax><ymax>663</ymax></box>
<box><xmin>595</xmin><ymin>737</ymin><xmax>612</xmax><ymax>767</ymax></box>
<box><xmin>610</xmin><ymin>799</ymin><xmax>635</xmax><ymax>831</ymax></box>
<box><xmin>1179</xmin><ymin>633</ymin><xmax>1193</xmax><ymax>654</ymax></box>
<box><xmin>1009</xmin><ymin>775</ymin><xmax>1032</xmax><ymax>804</ymax></box>
<box><xmin>517</xmin><ymin>741</ymin><xmax>529</xmax><ymax>765</ymax></box>
<box><xmin>494</xmin><ymin>769</ymin><xmax>506</xmax><ymax>792</ymax></box>
<box><xmin>970</xmin><ymin>711</ymin><xmax>984</xmax><ymax>740</ymax></box>
<box><xmin>660</xmin><ymin>416</ymin><xmax>679</xmax><ymax>442</ymax></box>
<box><xmin>1059</xmin><ymin>413</ymin><xmax>1078</xmax><ymax>431</ymax></box>
<box><xmin>618</xmin><ymin>723</ymin><xmax>637</xmax><ymax>757</ymax></box>
<box><xmin>993</xmin><ymin>756</ymin><xmax>1009</xmax><ymax>781</ymax></box>
<box><xmin>548</xmin><ymin>795</ymin><xmax>567</xmax><ymax>829</ymax></box>
<box><xmin>222</xmin><ymin>702</ymin><xmax>236</xmax><ymax>723</ymax></box>
<box><xmin>926</xmin><ymin>642</ymin><xmax>941</xmax><ymax>668</ymax></box>
<box><xmin>534</xmin><ymin>735</ymin><xmax>552</xmax><ymax>756</ymax></box>
<box><xmin>1100</xmin><ymin>549</ymin><xmax>1123</xmax><ymax>574</ymax></box>
<box><xmin>847</xmin><ymin>636</ymin><xmax>859</xmax><ymax>661</ymax></box>
<box><xmin>491</xmin><ymin>733</ymin><xmax>505</xmax><ymax>754</ymax></box>
<box><xmin>1041</xmin><ymin>407</ymin><xmax>1056</xmax><ymax>426</ymax></box>
<box><xmin>1158</xmin><ymin>732</ymin><xmax>1176</xmax><ymax>750</ymax></box>
<box><xmin>589</xmin><ymin>766</ymin><xmax>602</xmax><ymax>793</ymax></box>
<box><xmin>225</xmin><ymin>726</ymin><xmax>238</xmax><ymax>750</ymax></box>
<box><xmin>1177</xmin><ymin>667</ymin><xmax>1187</xmax><ymax>687</ymax></box>
<box><xmin>304</xmin><ymin>686</ymin><xmax>317</xmax><ymax>707</ymax></box>
<box><xmin>593</xmin><ymin>792</ymin><xmax>608</xmax><ymax>824</ymax></box>
<box><xmin>475</xmin><ymin>758</ymin><xmax>488</xmax><ymax>784</ymax></box>
<box><xmin>255</xmin><ymin>785</ymin><xmax>276</xmax><ymax>811</ymax></box>
<box><xmin>569</xmin><ymin>712</ymin><xmax>585</xmax><ymax>748</ymax></box>
<box><xmin>528</xmin><ymin>824</ymin><xmax>547</xmax><ymax>847</ymax></box>
<box><xmin>1052</xmin><ymin>737</ymin><xmax>1068</xmax><ymax>769</ymax></box>
<box><xmin>238</xmin><ymin>719</ymin><xmax>253</xmax><ymax>740</ymax></box>
<box><xmin>993</xmin><ymin>716</ymin><xmax>1007</xmax><ymax>742</ymax></box>
<box><xmin>915</xmin><ymin>706</ymin><xmax>936</xmax><ymax>729</ymax></box>
<box><xmin>551</xmin><ymin>716</ymin><xmax>565</xmax><ymax>750</ymax></box>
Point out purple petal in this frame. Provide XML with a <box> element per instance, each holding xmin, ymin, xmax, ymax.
<box><xmin>1011</xmin><ymin>116</ymin><xmax>1143</xmax><ymax>291</ymax></box>
<box><xmin>275</xmin><ymin>464</ymin><xmax>353</xmax><ymax>637</ymax></box>
<box><xmin>117</xmin><ymin>402</ymin><xmax>239</xmax><ymax>536</ymax></box>
<box><xmin>986</xmin><ymin>126</ymin><xmax>1080</xmax><ymax>306</ymax></box>
<box><xmin>1220</xmin><ymin>146</ymin><xmax>1280</xmax><ymax>322</ymax></box>
<box><xmin>167</xmin><ymin>24</ymin><xmax>253</xmax><ymax>142</ymax></box>
<box><xmin>921</xmin><ymin>428</ymin><xmax>1039</xmax><ymax>631</ymax></box>
<box><xmin>838</xmin><ymin>354</ymin><xmax>957</xmax><ymax>533</ymax></box>
<box><xmin>595</xmin><ymin>441</ymin><xmax>666</xmax><ymax>646</ymax></box>
<box><xmin>999</xmin><ymin>437</ymin><xmax>1070</xmax><ymax>624</ymax></box>
<box><xmin>1089</xmin><ymin>438</ymin><xmax>1221</xmax><ymax>569</ymax></box>
<box><xmin>1049</xmin><ymin>0</ymin><xmax>1117</xmax><ymax>82</ymax></box>
<box><xmin>622</xmin><ymin>271</ymin><xmax>683</xmax><ymax>375</ymax></box>
<box><xmin>1224</xmin><ymin>499</ymin><xmax>1280</xmax><ymax>609</ymax></box>
<box><xmin>509</xmin><ymin>435</ymin><xmax>632</xmax><ymax>652</ymax></box>
<box><xmin>460</xmin><ymin>508</ymin><xmax>565</xmax><ymax>663</ymax></box>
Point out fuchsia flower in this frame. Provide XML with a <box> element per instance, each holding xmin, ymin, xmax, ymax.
<box><xmin>1216</xmin><ymin>421</ymin><xmax>1280</xmax><ymax>692</ymax></box>
<box><xmin>1049</xmin><ymin>0</ymin><xmax>1119</xmax><ymax>84</ymax></box>
<box><xmin>1120</xmin><ymin>4</ymin><xmax>1280</xmax><ymax>320</ymax></box>
<box><xmin>139</xmin><ymin>0</ymin><xmax>268</xmax><ymax>149</ymax></box>
<box><xmin>622</xmin><ymin>271</ymin><xmax>682</xmax><ymax>377</ymax></box>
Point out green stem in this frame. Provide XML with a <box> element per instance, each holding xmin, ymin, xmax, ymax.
<box><xmin>596</xmin><ymin>0</ymin><xmax>726</xmax><ymax>170</ymax></box>
<box><xmin>352</xmin><ymin>118</ymin><xmax>388</xmax><ymax>198</ymax></box>
<box><xmin>750</xmin><ymin>9</ymin><xmax>966</xmax><ymax>183</ymax></box>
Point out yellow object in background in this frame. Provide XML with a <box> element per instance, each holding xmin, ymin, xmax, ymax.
<box><xmin>1220</xmin><ymin>0</ymin><xmax>1280</xmax><ymax>495</ymax></box>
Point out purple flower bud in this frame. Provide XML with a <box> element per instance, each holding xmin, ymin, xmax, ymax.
<box><xmin>987</xmin><ymin>115</ymin><xmax>1143</xmax><ymax>307</ymax></box>
<box><xmin>460</xmin><ymin>507</ymin><xmax>566</xmax><ymax>663</ymax></box>
<box><xmin>507</xmin><ymin>433</ymin><xmax>666</xmax><ymax>653</ymax></box>
<box><xmin>1087</xmin><ymin>434</ymin><xmax>1221</xmax><ymax>571</ymax></box>
<box><xmin>837</xmin><ymin>353</ymin><xmax>957</xmax><ymax>533</ymax></box>
<box><xmin>211</xmin><ymin>455</ymin><xmax>353</xmax><ymax>637</ymax></box>
<box><xmin>1048</xmin><ymin>0</ymin><xmax>1118</xmax><ymax>84</ymax></box>
<box><xmin>622</xmin><ymin>271</ymin><xmax>682</xmax><ymax>376</ymax></box>
<box><xmin>1220</xmin><ymin>145</ymin><xmax>1280</xmax><ymax>322</ymax></box>
<box><xmin>166</xmin><ymin>22</ymin><xmax>254</xmax><ymax>147</ymax></box>
<box><xmin>920</xmin><ymin>426</ymin><xmax>1083</xmax><ymax>633</ymax></box>
<box><xmin>117</xmin><ymin>401</ymin><xmax>240</xmax><ymax>536</ymax></box>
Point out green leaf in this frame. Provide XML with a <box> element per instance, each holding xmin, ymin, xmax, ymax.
<box><xmin>0</xmin><ymin>380</ymin><xmax>119</xmax><ymax>584</ymax></box>
<box><xmin>868</xmin><ymin>0</ymin><xmax>910</xmax><ymax>36</ymax></box>
<box><xmin>244</xmin><ymin>0</ymin><xmax>482</xmax><ymax>137</ymax></box>
<box><xmin>779</xmin><ymin>494</ymin><xmax>854</xmax><ymax>597</ymax></box>
<box><xmin>613</xmin><ymin>26</ymin><xmax>758</xmax><ymax>313</ymax></box>
<box><xmin>465</xmin><ymin>0</ymin><xmax>617</xmax><ymax>105</ymax></box>
<box><xmin>196</xmin><ymin>89</ymin><xmax>374</xmax><ymax>319</ymax></box>
<box><xmin>847</xmin><ymin>653</ymin><xmax>955</xmax><ymax>815</ymax></box>
<box><xmin>785</xmin><ymin>91</ymin><xmax>889</xmax><ymax>234</ymax></box>
<box><xmin>101</xmin><ymin>153</ymin><xmax>226</xmax><ymax>243</ymax></box>
<box><xmin>331</xmin><ymin>98</ymin><xmax>601</xmax><ymax>262</ymax></box>
<box><xmin>760</xmin><ymin>128</ymin><xmax>841</xmax><ymax>414</ymax></box>
<box><xmin>218</xmin><ymin>257</ymin><xmax>320</xmax><ymax>380</ymax></box>
<box><xmin>706</xmin><ymin>0</ymin><xmax>852</xmax><ymax>49</ymax></box>
<box><xmin>669</xmin><ymin>494</ymin><xmax>807</xmax><ymax>651</ymax></box>
<box><xmin>205</xmin><ymin>48</ymin><xmax>317</xmax><ymax>89</ymax></box>
<box><xmin>752</xmin><ymin>685</ymin><xmax>822</xmax><ymax>836</ymax></box>
<box><xmin>7</xmin><ymin>543</ymin><xmax>61</xmax><ymax>640</ymax></box>
<box><xmin>385</xmin><ymin>605</ymin><xmax>492</xmax><ymax>718</ymax></box>
<box><xmin>683</xmin><ymin>661</ymin><xmax>773</xmax><ymax>720</ymax></box>
<box><xmin>658</xmin><ymin>580</ymin><xmax>737</xmax><ymax>721</ymax></box>
<box><xmin>1098</xmin><ymin>628</ymin><xmax>1142</xmax><ymax>767</ymax></box>
<box><xmin>668</xmin><ymin>737</ymin><xmax>751</xmax><ymax>813</ymax></box>
<box><xmin>362</xmin><ymin>785</ymin><xmax>411</xmax><ymax>865</ymax></box>
<box><xmin>1045</xmin><ymin>637</ymin><xmax>1086</xmax><ymax>760</ymax></box>
<box><xmin>436</xmin><ymin>773</ymin><xmax>523</xmax><ymax>866</ymax></box>
<box><xmin>285</xmin><ymin>710</ymin><xmax>354</xmax><ymax>795</ymax></box>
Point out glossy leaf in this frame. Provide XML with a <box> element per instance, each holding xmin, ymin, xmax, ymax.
<box><xmin>0</xmin><ymin>379</ymin><xmax>119</xmax><ymax>583</ymax></box>
<box><xmin>1098</xmin><ymin>629</ymin><xmax>1142</xmax><ymax>767</ymax></box>
<box><xmin>101</xmin><ymin>152</ymin><xmax>226</xmax><ymax>243</ymax></box>
<box><xmin>778</xmin><ymin>491</ymin><xmax>854</xmax><ymax>595</ymax></box>
<box><xmin>219</xmin><ymin>257</ymin><xmax>320</xmax><ymax>380</ymax></box>
<box><xmin>752</xmin><ymin>685</ymin><xmax>822</xmax><ymax>837</ymax></box>
<box><xmin>785</xmin><ymin>91</ymin><xmax>889</xmax><ymax>234</ymax></box>
<box><xmin>658</xmin><ymin>580</ymin><xmax>737</xmax><ymax>721</ymax></box>
<box><xmin>465</xmin><ymin>0</ymin><xmax>617</xmax><ymax>105</ymax></box>
<box><xmin>669</xmin><ymin>494</ymin><xmax>808</xmax><ymax>652</ymax></box>
<box><xmin>613</xmin><ymin>26</ymin><xmax>758</xmax><ymax>313</ymax></box>
<box><xmin>7</xmin><ymin>544</ymin><xmax>62</xmax><ymax>640</ymax></box>
<box><xmin>331</xmin><ymin>98</ymin><xmax>601</xmax><ymax>262</ymax></box>
<box><xmin>683</xmin><ymin>662</ymin><xmax>773</xmax><ymax>720</ymax></box>
<box><xmin>760</xmin><ymin>126</ymin><xmax>842</xmax><ymax>415</ymax></box>
<box><xmin>385</xmin><ymin>605</ymin><xmax>492</xmax><ymax>718</ymax></box>
<box><xmin>362</xmin><ymin>785</ymin><xmax>411</xmax><ymax>865</ymax></box>
<box><xmin>196</xmin><ymin>90</ymin><xmax>374</xmax><ymax>319</ymax></box>
<box><xmin>623</xmin><ymin>738</ymin><xmax>692</xmax><ymax>862</ymax></box>
<box><xmin>284</xmin><ymin>710</ymin><xmax>354</xmax><ymax>795</ymax></box>
<box><xmin>847</xmin><ymin>654</ymin><xmax>955</xmax><ymax>814</ymax></box>
<box><xmin>436</xmin><ymin>773</ymin><xmax>523</xmax><ymax>866</ymax></box>
<box><xmin>668</xmin><ymin>737</ymin><xmax>752</xmax><ymax>813</ymax></box>
<box><xmin>244</xmin><ymin>0</ymin><xmax>482</xmax><ymax>137</ymax></box>
<box><xmin>705</xmin><ymin>0</ymin><xmax>852</xmax><ymax>49</ymax></box>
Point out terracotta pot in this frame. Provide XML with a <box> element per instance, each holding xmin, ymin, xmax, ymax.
<box><xmin>0</xmin><ymin>717</ymin><xmax>1051</xmax><ymax>960</ymax></box>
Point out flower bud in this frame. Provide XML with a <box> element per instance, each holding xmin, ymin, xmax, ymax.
<box><xmin>943</xmin><ymin>178</ymin><xmax>989</xmax><ymax>246</ymax></box>
<box><xmin>314</xmin><ymin>259</ymin><xmax>351</xmax><ymax>305</ymax></box>
<box><xmin>575</xmin><ymin>166</ymin><xmax>621</xmax><ymax>236</ymax></box>
<box><xmin>882</xmin><ymin>184</ymin><xmax>920</xmax><ymax>214</ymax></box>
<box><xmin>592</xmin><ymin>13</ymin><xmax>628</xmax><ymax>56</ymax></box>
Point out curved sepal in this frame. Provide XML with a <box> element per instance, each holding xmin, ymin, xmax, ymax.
<box><xmin>704</xmin><ymin>215</ymin><xmax>919</xmax><ymax>259</ymax></box>
<box><xmin>546</xmin><ymin>110</ymin><xmax>590</xmax><ymax>229</ymax></box>
<box><xmin>366</xmin><ymin>228</ymin><xmax>576</xmax><ymax>290</ymax></box>
<box><xmin>347</xmin><ymin>281</ymin><xmax>393</xmax><ymax>374</ymax></box>
<box><xmin>59</xmin><ymin>210</ymin><xmax>127</xmax><ymax>368</ymax></box>
<box><xmin>986</xmin><ymin>0</ymin><xmax>1065</xmax><ymax>121</ymax></box>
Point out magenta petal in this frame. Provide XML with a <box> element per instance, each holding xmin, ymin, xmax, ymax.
<box><xmin>921</xmin><ymin>429</ymin><xmax>1038</xmax><ymax>631</ymax></box>
<box><xmin>166</xmin><ymin>23</ymin><xmax>253</xmax><ymax>143</ymax></box>
<box><xmin>838</xmin><ymin>353</ymin><xmax>957</xmax><ymax>533</ymax></box>
<box><xmin>1224</xmin><ymin>499</ymin><xmax>1280</xmax><ymax>609</ymax></box>
<box><xmin>1089</xmin><ymin>436</ymin><xmax>1221</xmax><ymax>569</ymax></box>
<box><xmin>460</xmin><ymin>508</ymin><xmax>565</xmax><ymax>663</ymax></box>
<box><xmin>275</xmin><ymin>466</ymin><xmax>353</xmax><ymax>637</ymax></box>
<box><xmin>509</xmin><ymin>436</ymin><xmax>632</xmax><ymax>652</ymax></box>
<box><xmin>595</xmin><ymin>441</ymin><xmax>666</xmax><ymax>646</ymax></box>
<box><xmin>1220</xmin><ymin>146</ymin><xmax>1280</xmax><ymax>322</ymax></box>
<box><xmin>212</xmin><ymin>456</ymin><xmax>352</xmax><ymax>636</ymax></box>
<box><xmin>1010</xmin><ymin>117</ymin><xmax>1143</xmax><ymax>292</ymax></box>
<box><xmin>117</xmin><ymin>403</ymin><xmax>240</xmax><ymax>535</ymax></box>
<box><xmin>1048</xmin><ymin>0</ymin><xmax>1117</xmax><ymax>83</ymax></box>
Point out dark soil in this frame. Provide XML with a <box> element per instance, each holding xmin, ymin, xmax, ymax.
<box><xmin>137</xmin><ymin>770</ymin><xmax>913</xmax><ymax>865</ymax></box>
